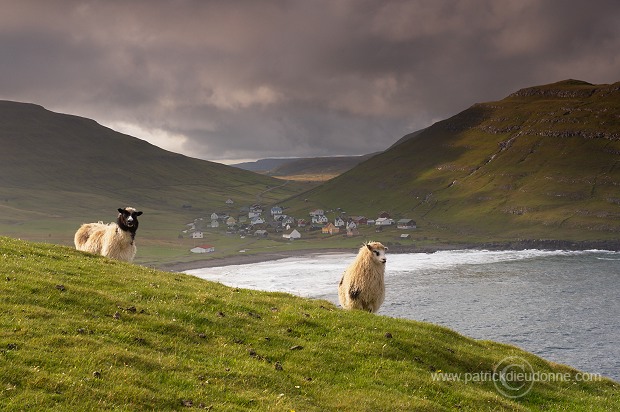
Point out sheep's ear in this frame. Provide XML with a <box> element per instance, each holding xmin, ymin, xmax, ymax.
<box><xmin>118</xmin><ymin>208</ymin><xmax>124</xmax><ymax>214</ymax></box>
<box><xmin>136</xmin><ymin>211</ymin><xmax>143</xmax><ymax>216</ymax></box>
<box><xmin>366</xmin><ymin>244</ymin><xmax>373</xmax><ymax>251</ymax></box>
<box><xmin>384</xmin><ymin>247</ymin><xmax>389</xmax><ymax>251</ymax></box>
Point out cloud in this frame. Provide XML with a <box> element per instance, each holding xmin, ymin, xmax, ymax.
<box><xmin>1</xmin><ymin>0</ymin><xmax>619</xmax><ymax>162</ymax></box>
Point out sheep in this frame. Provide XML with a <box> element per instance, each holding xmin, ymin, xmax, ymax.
<box><xmin>338</xmin><ymin>241</ymin><xmax>388</xmax><ymax>313</ymax></box>
<box><xmin>74</xmin><ymin>207</ymin><xmax>143</xmax><ymax>262</ymax></box>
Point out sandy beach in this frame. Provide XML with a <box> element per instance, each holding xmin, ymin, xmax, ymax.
<box><xmin>157</xmin><ymin>248</ymin><xmax>353</xmax><ymax>272</ymax></box>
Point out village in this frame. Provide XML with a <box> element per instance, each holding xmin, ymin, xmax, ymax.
<box><xmin>182</xmin><ymin>199</ymin><xmax>417</xmax><ymax>254</ymax></box>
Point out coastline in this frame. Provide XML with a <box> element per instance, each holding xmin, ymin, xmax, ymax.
<box><xmin>157</xmin><ymin>248</ymin><xmax>353</xmax><ymax>272</ymax></box>
<box><xmin>156</xmin><ymin>238</ymin><xmax>620</xmax><ymax>272</ymax></box>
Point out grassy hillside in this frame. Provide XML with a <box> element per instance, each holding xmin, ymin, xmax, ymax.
<box><xmin>281</xmin><ymin>80</ymin><xmax>620</xmax><ymax>244</ymax></box>
<box><xmin>0</xmin><ymin>101</ymin><xmax>305</xmax><ymax>260</ymax></box>
<box><xmin>1</xmin><ymin>236</ymin><xmax>617</xmax><ymax>411</ymax></box>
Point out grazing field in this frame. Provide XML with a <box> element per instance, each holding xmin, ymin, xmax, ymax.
<box><xmin>1</xmin><ymin>236</ymin><xmax>618</xmax><ymax>411</ymax></box>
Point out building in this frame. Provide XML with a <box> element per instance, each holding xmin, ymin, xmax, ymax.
<box><xmin>397</xmin><ymin>219</ymin><xmax>417</xmax><ymax>229</ymax></box>
<box><xmin>271</xmin><ymin>206</ymin><xmax>283</xmax><ymax>216</ymax></box>
<box><xmin>251</xmin><ymin>216</ymin><xmax>265</xmax><ymax>225</ymax></box>
<box><xmin>375</xmin><ymin>217</ymin><xmax>394</xmax><ymax>226</ymax></box>
<box><xmin>190</xmin><ymin>244</ymin><xmax>215</xmax><ymax>253</ymax></box>
<box><xmin>191</xmin><ymin>231</ymin><xmax>204</xmax><ymax>239</ymax></box>
<box><xmin>309</xmin><ymin>209</ymin><xmax>324</xmax><ymax>217</ymax></box>
<box><xmin>282</xmin><ymin>216</ymin><xmax>295</xmax><ymax>226</ymax></box>
<box><xmin>322</xmin><ymin>223</ymin><xmax>340</xmax><ymax>234</ymax></box>
<box><xmin>312</xmin><ymin>215</ymin><xmax>328</xmax><ymax>224</ymax></box>
<box><xmin>334</xmin><ymin>217</ymin><xmax>346</xmax><ymax>227</ymax></box>
<box><xmin>282</xmin><ymin>229</ymin><xmax>302</xmax><ymax>240</ymax></box>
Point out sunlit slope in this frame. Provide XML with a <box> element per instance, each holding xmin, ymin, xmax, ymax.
<box><xmin>1</xmin><ymin>236</ymin><xmax>617</xmax><ymax>410</ymax></box>
<box><xmin>284</xmin><ymin>80</ymin><xmax>620</xmax><ymax>242</ymax></box>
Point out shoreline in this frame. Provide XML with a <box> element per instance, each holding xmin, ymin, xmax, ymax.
<box><xmin>157</xmin><ymin>248</ymin><xmax>353</xmax><ymax>272</ymax></box>
<box><xmin>156</xmin><ymin>238</ymin><xmax>620</xmax><ymax>272</ymax></box>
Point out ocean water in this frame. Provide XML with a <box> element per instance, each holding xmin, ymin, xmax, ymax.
<box><xmin>186</xmin><ymin>249</ymin><xmax>620</xmax><ymax>381</ymax></box>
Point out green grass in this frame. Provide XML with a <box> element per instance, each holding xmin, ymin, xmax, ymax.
<box><xmin>1</xmin><ymin>236</ymin><xmax>618</xmax><ymax>411</ymax></box>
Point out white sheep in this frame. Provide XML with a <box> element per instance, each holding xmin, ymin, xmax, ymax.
<box><xmin>338</xmin><ymin>241</ymin><xmax>388</xmax><ymax>313</ymax></box>
<box><xmin>74</xmin><ymin>207</ymin><xmax>143</xmax><ymax>262</ymax></box>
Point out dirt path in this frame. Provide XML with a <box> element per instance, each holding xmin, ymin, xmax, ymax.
<box><xmin>256</xmin><ymin>179</ymin><xmax>290</xmax><ymax>204</ymax></box>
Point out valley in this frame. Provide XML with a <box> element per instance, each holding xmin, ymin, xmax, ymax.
<box><xmin>1</xmin><ymin>79</ymin><xmax>620</xmax><ymax>267</ymax></box>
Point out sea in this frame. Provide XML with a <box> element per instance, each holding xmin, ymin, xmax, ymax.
<box><xmin>185</xmin><ymin>249</ymin><xmax>620</xmax><ymax>381</ymax></box>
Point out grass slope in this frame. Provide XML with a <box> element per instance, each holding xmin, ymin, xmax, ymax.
<box><xmin>1</xmin><ymin>236</ymin><xmax>618</xmax><ymax>411</ymax></box>
<box><xmin>282</xmin><ymin>80</ymin><xmax>620</xmax><ymax>244</ymax></box>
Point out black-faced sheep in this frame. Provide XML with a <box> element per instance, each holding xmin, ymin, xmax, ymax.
<box><xmin>338</xmin><ymin>241</ymin><xmax>387</xmax><ymax>313</ymax></box>
<box><xmin>74</xmin><ymin>207</ymin><xmax>143</xmax><ymax>262</ymax></box>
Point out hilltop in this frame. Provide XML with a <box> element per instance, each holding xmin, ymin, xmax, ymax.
<box><xmin>281</xmin><ymin>80</ymin><xmax>620</xmax><ymax>245</ymax></box>
<box><xmin>233</xmin><ymin>154</ymin><xmax>376</xmax><ymax>181</ymax></box>
<box><xmin>1</xmin><ymin>236</ymin><xmax>617</xmax><ymax>410</ymax></box>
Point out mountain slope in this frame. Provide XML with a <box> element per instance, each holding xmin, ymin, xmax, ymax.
<box><xmin>0</xmin><ymin>101</ymin><xmax>287</xmax><ymax>193</ymax></box>
<box><xmin>233</xmin><ymin>154</ymin><xmax>376</xmax><ymax>180</ymax></box>
<box><xmin>282</xmin><ymin>80</ymin><xmax>620</xmax><ymax>242</ymax></box>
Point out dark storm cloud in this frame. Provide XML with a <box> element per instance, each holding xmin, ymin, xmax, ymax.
<box><xmin>1</xmin><ymin>0</ymin><xmax>619</xmax><ymax>162</ymax></box>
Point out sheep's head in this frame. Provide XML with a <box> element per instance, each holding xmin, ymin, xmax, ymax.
<box><xmin>364</xmin><ymin>241</ymin><xmax>387</xmax><ymax>264</ymax></box>
<box><xmin>117</xmin><ymin>207</ymin><xmax>143</xmax><ymax>232</ymax></box>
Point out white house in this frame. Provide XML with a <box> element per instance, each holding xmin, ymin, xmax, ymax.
<box><xmin>248</xmin><ymin>210</ymin><xmax>262</xmax><ymax>219</ymax></box>
<box><xmin>251</xmin><ymin>216</ymin><xmax>265</xmax><ymax>225</ymax></box>
<box><xmin>346</xmin><ymin>220</ymin><xmax>357</xmax><ymax>230</ymax></box>
<box><xmin>282</xmin><ymin>216</ymin><xmax>295</xmax><ymax>226</ymax></box>
<box><xmin>309</xmin><ymin>209</ymin><xmax>324</xmax><ymax>217</ymax></box>
<box><xmin>191</xmin><ymin>231</ymin><xmax>204</xmax><ymax>239</ymax></box>
<box><xmin>271</xmin><ymin>206</ymin><xmax>283</xmax><ymax>216</ymax></box>
<box><xmin>311</xmin><ymin>215</ymin><xmax>328</xmax><ymax>224</ymax></box>
<box><xmin>210</xmin><ymin>212</ymin><xmax>219</xmax><ymax>221</ymax></box>
<box><xmin>226</xmin><ymin>198</ymin><xmax>234</xmax><ymax>205</ymax></box>
<box><xmin>375</xmin><ymin>217</ymin><xmax>394</xmax><ymax>226</ymax></box>
<box><xmin>211</xmin><ymin>220</ymin><xmax>220</xmax><ymax>228</ymax></box>
<box><xmin>334</xmin><ymin>217</ymin><xmax>345</xmax><ymax>227</ymax></box>
<box><xmin>282</xmin><ymin>229</ymin><xmax>302</xmax><ymax>240</ymax></box>
<box><xmin>190</xmin><ymin>244</ymin><xmax>215</xmax><ymax>253</ymax></box>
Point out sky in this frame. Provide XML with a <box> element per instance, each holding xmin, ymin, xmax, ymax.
<box><xmin>1</xmin><ymin>0</ymin><xmax>619</xmax><ymax>163</ymax></box>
